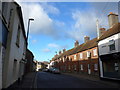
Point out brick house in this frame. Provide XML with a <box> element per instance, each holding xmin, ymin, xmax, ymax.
<box><xmin>54</xmin><ymin>37</ymin><xmax>99</xmax><ymax>77</ymax></box>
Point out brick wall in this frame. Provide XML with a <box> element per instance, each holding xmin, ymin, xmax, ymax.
<box><xmin>56</xmin><ymin>47</ymin><xmax>99</xmax><ymax>77</ymax></box>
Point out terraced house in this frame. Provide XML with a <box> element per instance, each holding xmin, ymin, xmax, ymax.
<box><xmin>52</xmin><ymin>12</ymin><xmax>120</xmax><ymax>80</ymax></box>
<box><xmin>53</xmin><ymin>36</ymin><xmax>100</xmax><ymax>77</ymax></box>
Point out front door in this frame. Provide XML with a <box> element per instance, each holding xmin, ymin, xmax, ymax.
<box><xmin>88</xmin><ymin>64</ymin><xmax>91</xmax><ymax>74</ymax></box>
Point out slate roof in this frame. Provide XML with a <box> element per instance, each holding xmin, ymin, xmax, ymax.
<box><xmin>98</xmin><ymin>23</ymin><xmax>120</xmax><ymax>41</ymax></box>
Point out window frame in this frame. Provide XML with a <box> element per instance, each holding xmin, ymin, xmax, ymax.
<box><xmin>79</xmin><ymin>53</ymin><xmax>83</xmax><ymax>59</ymax></box>
<box><xmin>16</xmin><ymin>24</ymin><xmax>21</xmax><ymax>48</ymax></box>
<box><xmin>109</xmin><ymin>39</ymin><xmax>115</xmax><ymax>51</ymax></box>
<box><xmin>93</xmin><ymin>49</ymin><xmax>97</xmax><ymax>56</ymax></box>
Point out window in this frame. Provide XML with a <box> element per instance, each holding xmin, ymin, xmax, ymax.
<box><xmin>69</xmin><ymin>57</ymin><xmax>71</xmax><ymax>60</ymax></box>
<box><xmin>114</xmin><ymin>63</ymin><xmax>119</xmax><ymax>71</ymax></box>
<box><xmin>109</xmin><ymin>40</ymin><xmax>115</xmax><ymax>51</ymax></box>
<box><xmin>68</xmin><ymin>65</ymin><xmax>71</xmax><ymax>70</ymax></box>
<box><xmin>2</xmin><ymin>2</ymin><xmax>8</xmax><ymax>23</ymax></box>
<box><xmin>2</xmin><ymin>20</ymin><xmax>8</xmax><ymax>47</ymax></box>
<box><xmin>94</xmin><ymin>64</ymin><xmax>98</xmax><ymax>71</ymax></box>
<box><xmin>63</xmin><ymin>57</ymin><xmax>65</xmax><ymax>62</ymax></box>
<box><xmin>88</xmin><ymin>64</ymin><xmax>90</xmax><ymax>69</ymax></box>
<box><xmin>80</xmin><ymin>64</ymin><xmax>83</xmax><ymax>70</ymax></box>
<box><xmin>79</xmin><ymin>53</ymin><xmax>83</xmax><ymax>59</ymax></box>
<box><xmin>74</xmin><ymin>55</ymin><xmax>76</xmax><ymax>60</ymax></box>
<box><xmin>93</xmin><ymin>49</ymin><xmax>97</xmax><ymax>56</ymax></box>
<box><xmin>16</xmin><ymin>25</ymin><xmax>20</xmax><ymax>47</ymax></box>
<box><xmin>74</xmin><ymin>65</ymin><xmax>76</xmax><ymax>70</ymax></box>
<box><xmin>87</xmin><ymin>51</ymin><xmax>91</xmax><ymax>57</ymax></box>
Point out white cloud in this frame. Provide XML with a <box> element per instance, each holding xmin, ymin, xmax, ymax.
<box><xmin>41</xmin><ymin>3</ymin><xmax>60</xmax><ymax>15</ymax></box>
<box><xmin>17</xmin><ymin>2</ymin><xmax>62</xmax><ymax>38</ymax></box>
<box><xmin>67</xmin><ymin>9</ymin><xmax>109</xmax><ymax>42</ymax></box>
<box><xmin>32</xmin><ymin>39</ymin><xmax>37</xmax><ymax>43</ymax></box>
<box><xmin>20</xmin><ymin>3</ymin><xmax>53</xmax><ymax>34</ymax></box>
<box><xmin>42</xmin><ymin>48</ymin><xmax>51</xmax><ymax>52</ymax></box>
<box><xmin>48</xmin><ymin>43</ymin><xmax>60</xmax><ymax>48</ymax></box>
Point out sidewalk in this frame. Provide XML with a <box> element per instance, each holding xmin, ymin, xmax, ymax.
<box><xmin>63</xmin><ymin>72</ymin><xmax>120</xmax><ymax>88</ymax></box>
<box><xmin>7</xmin><ymin>72</ymin><xmax>37</xmax><ymax>89</ymax></box>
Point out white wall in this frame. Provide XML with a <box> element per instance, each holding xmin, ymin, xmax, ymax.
<box><xmin>98</xmin><ymin>33</ymin><xmax>120</xmax><ymax>56</ymax></box>
<box><xmin>2</xmin><ymin>3</ymin><xmax>26</xmax><ymax>88</ymax></box>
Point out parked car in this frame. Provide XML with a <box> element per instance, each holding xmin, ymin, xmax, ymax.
<box><xmin>49</xmin><ymin>67</ymin><xmax>55</xmax><ymax>73</ymax></box>
<box><xmin>52</xmin><ymin>68</ymin><xmax>60</xmax><ymax>74</ymax></box>
<box><xmin>42</xmin><ymin>68</ymin><xmax>49</xmax><ymax>72</ymax></box>
<box><xmin>49</xmin><ymin>67</ymin><xmax>60</xmax><ymax>74</ymax></box>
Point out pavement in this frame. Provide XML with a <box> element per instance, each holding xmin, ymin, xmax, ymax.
<box><xmin>63</xmin><ymin>72</ymin><xmax>120</xmax><ymax>88</ymax></box>
<box><xmin>6</xmin><ymin>72</ymin><xmax>37</xmax><ymax>89</ymax></box>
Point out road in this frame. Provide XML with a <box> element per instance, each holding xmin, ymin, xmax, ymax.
<box><xmin>36</xmin><ymin>72</ymin><xmax>118</xmax><ymax>88</ymax></box>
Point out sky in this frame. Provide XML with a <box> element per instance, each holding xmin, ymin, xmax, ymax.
<box><xmin>15</xmin><ymin>1</ymin><xmax>119</xmax><ymax>62</ymax></box>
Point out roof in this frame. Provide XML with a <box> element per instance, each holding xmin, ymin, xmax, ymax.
<box><xmin>76</xmin><ymin>38</ymin><xmax>98</xmax><ymax>53</ymax></box>
<box><xmin>98</xmin><ymin>23</ymin><xmax>120</xmax><ymax>41</ymax></box>
<box><xmin>54</xmin><ymin>37</ymin><xmax>98</xmax><ymax>59</ymax></box>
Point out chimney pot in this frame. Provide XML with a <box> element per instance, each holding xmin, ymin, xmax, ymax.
<box><xmin>63</xmin><ymin>49</ymin><xmax>66</xmax><ymax>53</ymax></box>
<box><xmin>74</xmin><ymin>40</ymin><xmax>79</xmax><ymax>47</ymax></box>
<box><xmin>59</xmin><ymin>51</ymin><xmax>62</xmax><ymax>55</ymax></box>
<box><xmin>99</xmin><ymin>28</ymin><xmax>106</xmax><ymax>36</ymax></box>
<box><xmin>84</xmin><ymin>36</ymin><xmax>90</xmax><ymax>43</ymax></box>
<box><xmin>109</xmin><ymin>12</ymin><xmax>113</xmax><ymax>14</ymax></box>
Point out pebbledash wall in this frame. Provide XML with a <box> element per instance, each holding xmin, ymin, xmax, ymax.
<box><xmin>2</xmin><ymin>2</ymin><xmax>27</xmax><ymax>88</ymax></box>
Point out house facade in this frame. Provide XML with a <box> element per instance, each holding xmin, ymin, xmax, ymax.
<box><xmin>2</xmin><ymin>2</ymin><xmax>27</xmax><ymax>88</ymax></box>
<box><xmin>0</xmin><ymin>1</ymin><xmax>9</xmax><ymax>89</ymax></box>
<box><xmin>25</xmin><ymin>49</ymin><xmax>34</xmax><ymax>74</ymax></box>
<box><xmin>54</xmin><ymin>37</ymin><xmax>99</xmax><ymax>77</ymax></box>
<box><xmin>98</xmin><ymin>13</ymin><xmax>120</xmax><ymax>80</ymax></box>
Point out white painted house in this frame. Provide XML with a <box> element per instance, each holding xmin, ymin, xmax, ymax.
<box><xmin>2</xmin><ymin>2</ymin><xmax>27</xmax><ymax>88</ymax></box>
<box><xmin>98</xmin><ymin>13</ymin><xmax>120</xmax><ymax>80</ymax></box>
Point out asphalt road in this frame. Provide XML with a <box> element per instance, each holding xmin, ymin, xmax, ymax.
<box><xmin>36</xmin><ymin>72</ymin><xmax>118</xmax><ymax>88</ymax></box>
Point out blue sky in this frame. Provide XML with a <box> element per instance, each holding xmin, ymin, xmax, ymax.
<box><xmin>18</xmin><ymin>1</ymin><xmax>118</xmax><ymax>62</ymax></box>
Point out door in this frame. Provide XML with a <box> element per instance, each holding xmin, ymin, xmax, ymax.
<box><xmin>88</xmin><ymin>64</ymin><xmax>91</xmax><ymax>74</ymax></box>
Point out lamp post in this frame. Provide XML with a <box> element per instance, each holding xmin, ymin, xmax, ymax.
<box><xmin>26</xmin><ymin>18</ymin><xmax>34</xmax><ymax>42</ymax></box>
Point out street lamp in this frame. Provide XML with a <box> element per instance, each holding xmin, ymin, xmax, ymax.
<box><xmin>26</xmin><ymin>18</ymin><xmax>34</xmax><ymax>42</ymax></box>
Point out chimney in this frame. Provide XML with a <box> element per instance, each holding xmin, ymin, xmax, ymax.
<box><xmin>99</xmin><ymin>28</ymin><xmax>106</xmax><ymax>36</ymax></box>
<box><xmin>96</xmin><ymin>19</ymin><xmax>100</xmax><ymax>39</ymax></box>
<box><xmin>108</xmin><ymin>12</ymin><xmax>119</xmax><ymax>28</ymax></box>
<box><xmin>84</xmin><ymin>36</ymin><xmax>90</xmax><ymax>43</ymax></box>
<box><xmin>63</xmin><ymin>49</ymin><xmax>66</xmax><ymax>53</ymax></box>
<box><xmin>74</xmin><ymin>40</ymin><xmax>79</xmax><ymax>47</ymax></box>
<box><xmin>59</xmin><ymin>51</ymin><xmax>62</xmax><ymax>55</ymax></box>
